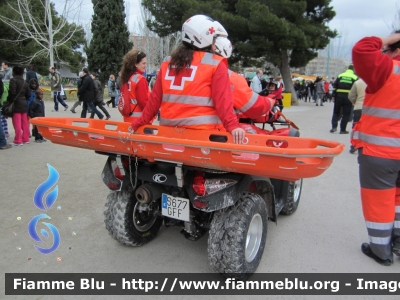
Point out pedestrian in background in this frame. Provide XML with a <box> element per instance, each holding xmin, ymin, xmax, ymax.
<box><xmin>352</xmin><ymin>31</ymin><xmax>400</xmax><ymax>266</ymax></box>
<box><xmin>25</xmin><ymin>65</ymin><xmax>38</xmax><ymax>84</ymax></box>
<box><xmin>330</xmin><ymin>64</ymin><xmax>358</xmax><ymax>134</ymax></box>
<box><xmin>0</xmin><ymin>73</ymin><xmax>10</xmax><ymax>139</ymax></box>
<box><xmin>8</xmin><ymin>66</ymin><xmax>31</xmax><ymax>146</ymax></box>
<box><xmin>49</xmin><ymin>66</ymin><xmax>68</xmax><ymax>112</ymax></box>
<box><xmin>70</xmin><ymin>72</ymin><xmax>84</xmax><ymax>114</ymax></box>
<box><xmin>115</xmin><ymin>72</ymin><xmax>121</xmax><ymax>107</ymax></box>
<box><xmin>90</xmin><ymin>72</ymin><xmax>110</xmax><ymax>120</ymax></box>
<box><xmin>0</xmin><ymin>75</ymin><xmax>11</xmax><ymax>149</ymax></box>
<box><xmin>106</xmin><ymin>74</ymin><xmax>116</xmax><ymax>108</ymax></box>
<box><xmin>78</xmin><ymin>68</ymin><xmax>103</xmax><ymax>119</ymax></box>
<box><xmin>250</xmin><ymin>70</ymin><xmax>263</xmax><ymax>94</ymax></box>
<box><xmin>1</xmin><ymin>61</ymin><xmax>12</xmax><ymax>81</ymax></box>
<box><xmin>315</xmin><ymin>76</ymin><xmax>325</xmax><ymax>106</ymax></box>
<box><xmin>348</xmin><ymin>78</ymin><xmax>366</xmax><ymax>154</ymax></box>
<box><xmin>28</xmin><ymin>90</ymin><xmax>46</xmax><ymax>143</ymax></box>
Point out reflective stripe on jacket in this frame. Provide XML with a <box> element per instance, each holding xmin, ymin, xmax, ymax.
<box><xmin>352</xmin><ymin>60</ymin><xmax>400</xmax><ymax>159</ymax></box>
<box><xmin>228</xmin><ymin>70</ymin><xmax>273</xmax><ymax>118</ymax></box>
<box><xmin>229</xmin><ymin>70</ymin><xmax>258</xmax><ymax>114</ymax></box>
<box><xmin>334</xmin><ymin>69</ymin><xmax>358</xmax><ymax>93</ymax></box>
<box><xmin>127</xmin><ymin>73</ymin><xmax>145</xmax><ymax>120</ymax></box>
<box><xmin>159</xmin><ymin>52</ymin><xmax>225</xmax><ymax>130</ymax></box>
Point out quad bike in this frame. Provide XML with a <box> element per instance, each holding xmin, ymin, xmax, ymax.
<box><xmin>31</xmin><ymin>110</ymin><xmax>343</xmax><ymax>279</ymax></box>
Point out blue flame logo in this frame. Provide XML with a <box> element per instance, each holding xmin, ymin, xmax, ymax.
<box><xmin>28</xmin><ymin>164</ymin><xmax>61</xmax><ymax>254</ymax></box>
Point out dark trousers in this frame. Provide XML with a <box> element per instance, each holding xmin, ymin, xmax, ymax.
<box><xmin>353</xmin><ymin>109</ymin><xmax>362</xmax><ymax>125</ymax></box>
<box><xmin>32</xmin><ymin>125</ymin><xmax>43</xmax><ymax>140</ymax></box>
<box><xmin>81</xmin><ymin>101</ymin><xmax>104</xmax><ymax>119</ymax></box>
<box><xmin>90</xmin><ymin>102</ymin><xmax>110</xmax><ymax>118</ymax></box>
<box><xmin>331</xmin><ymin>94</ymin><xmax>352</xmax><ymax>131</ymax></box>
<box><xmin>53</xmin><ymin>92</ymin><xmax>68</xmax><ymax>111</ymax></box>
<box><xmin>106</xmin><ymin>97</ymin><xmax>116</xmax><ymax>107</ymax></box>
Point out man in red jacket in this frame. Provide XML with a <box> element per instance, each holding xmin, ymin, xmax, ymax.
<box><xmin>352</xmin><ymin>31</ymin><xmax>400</xmax><ymax>266</ymax></box>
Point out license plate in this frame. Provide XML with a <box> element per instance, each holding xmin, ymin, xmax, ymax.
<box><xmin>161</xmin><ymin>194</ymin><xmax>190</xmax><ymax>222</ymax></box>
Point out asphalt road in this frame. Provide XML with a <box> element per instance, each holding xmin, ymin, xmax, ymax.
<box><xmin>1</xmin><ymin>100</ymin><xmax>398</xmax><ymax>300</ymax></box>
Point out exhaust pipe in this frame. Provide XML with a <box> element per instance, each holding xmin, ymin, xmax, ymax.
<box><xmin>135</xmin><ymin>183</ymin><xmax>166</xmax><ymax>204</ymax></box>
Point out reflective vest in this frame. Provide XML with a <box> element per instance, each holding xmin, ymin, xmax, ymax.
<box><xmin>335</xmin><ymin>69</ymin><xmax>358</xmax><ymax>93</ymax></box>
<box><xmin>122</xmin><ymin>73</ymin><xmax>146</xmax><ymax>123</ymax></box>
<box><xmin>228</xmin><ymin>70</ymin><xmax>273</xmax><ymax>118</ymax></box>
<box><xmin>159</xmin><ymin>52</ymin><xmax>225</xmax><ymax>131</ymax></box>
<box><xmin>352</xmin><ymin>60</ymin><xmax>400</xmax><ymax>159</ymax></box>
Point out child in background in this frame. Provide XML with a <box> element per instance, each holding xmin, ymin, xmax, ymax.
<box><xmin>28</xmin><ymin>90</ymin><xmax>46</xmax><ymax>143</ymax></box>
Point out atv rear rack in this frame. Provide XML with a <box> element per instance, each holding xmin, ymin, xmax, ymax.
<box><xmin>31</xmin><ymin>117</ymin><xmax>344</xmax><ymax>181</ymax></box>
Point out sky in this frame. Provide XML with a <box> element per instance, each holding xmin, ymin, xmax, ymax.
<box><xmin>328</xmin><ymin>0</ymin><xmax>398</xmax><ymax>57</ymax></box>
<box><xmin>54</xmin><ymin>0</ymin><xmax>399</xmax><ymax>58</ymax></box>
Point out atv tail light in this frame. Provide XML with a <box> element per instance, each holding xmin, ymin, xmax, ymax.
<box><xmin>192</xmin><ymin>172</ymin><xmax>206</xmax><ymax>196</ymax></box>
<box><xmin>266</xmin><ymin>139</ymin><xmax>288</xmax><ymax>148</ymax></box>
<box><xmin>192</xmin><ymin>171</ymin><xmax>237</xmax><ymax>196</ymax></box>
<box><xmin>111</xmin><ymin>160</ymin><xmax>124</xmax><ymax>180</ymax></box>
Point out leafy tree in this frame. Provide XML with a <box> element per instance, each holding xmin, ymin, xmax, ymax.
<box><xmin>86</xmin><ymin>0</ymin><xmax>133</xmax><ymax>85</ymax></box>
<box><xmin>0</xmin><ymin>0</ymin><xmax>85</xmax><ymax>75</ymax></box>
<box><xmin>141</xmin><ymin>0</ymin><xmax>336</xmax><ymax>104</ymax></box>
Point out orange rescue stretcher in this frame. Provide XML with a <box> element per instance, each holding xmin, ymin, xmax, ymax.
<box><xmin>30</xmin><ymin>117</ymin><xmax>344</xmax><ymax>181</ymax></box>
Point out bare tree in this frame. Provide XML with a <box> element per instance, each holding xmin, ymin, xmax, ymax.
<box><xmin>0</xmin><ymin>0</ymin><xmax>83</xmax><ymax>67</ymax></box>
<box><xmin>390</xmin><ymin>1</ymin><xmax>400</xmax><ymax>31</ymax></box>
<box><xmin>134</xmin><ymin>1</ymin><xmax>180</xmax><ymax>73</ymax></box>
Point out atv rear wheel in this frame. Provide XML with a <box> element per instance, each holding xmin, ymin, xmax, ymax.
<box><xmin>280</xmin><ymin>178</ymin><xmax>303</xmax><ymax>215</ymax></box>
<box><xmin>207</xmin><ymin>192</ymin><xmax>268</xmax><ymax>279</ymax></box>
<box><xmin>104</xmin><ymin>191</ymin><xmax>118</xmax><ymax>239</ymax></box>
<box><xmin>104</xmin><ymin>189</ymin><xmax>162</xmax><ymax>246</ymax></box>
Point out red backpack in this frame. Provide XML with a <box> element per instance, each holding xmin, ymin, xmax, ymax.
<box><xmin>118</xmin><ymin>82</ymin><xmax>131</xmax><ymax>117</ymax></box>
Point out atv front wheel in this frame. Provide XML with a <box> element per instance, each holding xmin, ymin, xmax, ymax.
<box><xmin>280</xmin><ymin>178</ymin><xmax>303</xmax><ymax>215</ymax></box>
<box><xmin>207</xmin><ymin>192</ymin><xmax>268</xmax><ymax>279</ymax></box>
<box><xmin>104</xmin><ymin>189</ymin><xmax>162</xmax><ymax>246</ymax></box>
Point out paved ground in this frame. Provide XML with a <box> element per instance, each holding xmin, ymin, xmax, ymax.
<box><xmin>1</xmin><ymin>99</ymin><xmax>398</xmax><ymax>300</ymax></box>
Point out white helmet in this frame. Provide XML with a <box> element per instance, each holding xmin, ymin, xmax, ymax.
<box><xmin>182</xmin><ymin>15</ymin><xmax>228</xmax><ymax>49</ymax></box>
<box><xmin>214</xmin><ymin>36</ymin><xmax>232</xmax><ymax>58</ymax></box>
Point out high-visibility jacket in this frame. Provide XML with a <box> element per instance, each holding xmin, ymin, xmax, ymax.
<box><xmin>334</xmin><ymin>69</ymin><xmax>358</xmax><ymax>94</ymax></box>
<box><xmin>121</xmin><ymin>73</ymin><xmax>148</xmax><ymax>123</ymax></box>
<box><xmin>159</xmin><ymin>52</ymin><xmax>225</xmax><ymax>131</ymax></box>
<box><xmin>228</xmin><ymin>70</ymin><xmax>274</xmax><ymax>118</ymax></box>
<box><xmin>352</xmin><ymin>60</ymin><xmax>400</xmax><ymax>159</ymax></box>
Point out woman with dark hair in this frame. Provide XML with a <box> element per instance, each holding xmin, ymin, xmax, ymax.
<box><xmin>119</xmin><ymin>49</ymin><xmax>149</xmax><ymax>123</ymax></box>
<box><xmin>7</xmin><ymin>66</ymin><xmax>30</xmax><ymax>145</ymax></box>
<box><xmin>130</xmin><ymin>15</ymin><xmax>245</xmax><ymax>144</ymax></box>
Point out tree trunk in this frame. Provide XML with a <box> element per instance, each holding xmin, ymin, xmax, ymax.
<box><xmin>46</xmin><ymin>0</ymin><xmax>54</xmax><ymax>67</ymax></box>
<box><xmin>279</xmin><ymin>50</ymin><xmax>298</xmax><ymax>106</ymax></box>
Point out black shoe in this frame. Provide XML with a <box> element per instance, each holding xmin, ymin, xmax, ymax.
<box><xmin>35</xmin><ymin>140</ymin><xmax>42</xmax><ymax>143</ymax></box>
<box><xmin>41</xmin><ymin>139</ymin><xmax>47</xmax><ymax>142</ymax></box>
<box><xmin>349</xmin><ymin>148</ymin><xmax>357</xmax><ymax>154</ymax></box>
<box><xmin>340</xmin><ymin>131</ymin><xmax>349</xmax><ymax>134</ymax></box>
<box><xmin>316</xmin><ymin>104</ymin><xmax>319</xmax><ymax>106</ymax></box>
<box><xmin>361</xmin><ymin>243</ymin><xmax>393</xmax><ymax>266</ymax></box>
<box><xmin>321</xmin><ymin>104</ymin><xmax>324</xmax><ymax>106</ymax></box>
<box><xmin>330</xmin><ymin>128</ymin><xmax>337</xmax><ymax>133</ymax></box>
